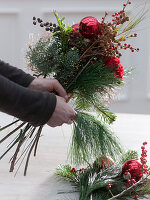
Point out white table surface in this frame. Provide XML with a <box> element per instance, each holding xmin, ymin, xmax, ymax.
<box><xmin>0</xmin><ymin>112</ymin><xmax>150</xmax><ymax>200</ymax></box>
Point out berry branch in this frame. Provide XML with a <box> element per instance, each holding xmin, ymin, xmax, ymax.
<box><xmin>108</xmin><ymin>175</ymin><xmax>150</xmax><ymax>200</ymax></box>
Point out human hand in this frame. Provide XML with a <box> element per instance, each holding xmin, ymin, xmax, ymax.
<box><xmin>47</xmin><ymin>96</ymin><xmax>76</xmax><ymax>127</ymax></box>
<box><xmin>28</xmin><ymin>78</ymin><xmax>71</xmax><ymax>102</ymax></box>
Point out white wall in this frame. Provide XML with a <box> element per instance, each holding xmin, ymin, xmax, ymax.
<box><xmin>0</xmin><ymin>0</ymin><xmax>150</xmax><ymax>114</ymax></box>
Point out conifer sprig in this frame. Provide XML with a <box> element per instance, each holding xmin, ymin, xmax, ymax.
<box><xmin>70</xmin><ymin>112</ymin><xmax>123</xmax><ymax>165</ymax></box>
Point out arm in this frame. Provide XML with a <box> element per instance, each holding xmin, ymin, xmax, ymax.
<box><xmin>0</xmin><ymin>60</ymin><xmax>34</xmax><ymax>87</ymax></box>
<box><xmin>0</xmin><ymin>74</ymin><xmax>56</xmax><ymax>126</ymax></box>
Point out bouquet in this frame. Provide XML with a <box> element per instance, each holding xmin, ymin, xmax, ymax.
<box><xmin>0</xmin><ymin>0</ymin><xmax>146</xmax><ymax>176</ymax></box>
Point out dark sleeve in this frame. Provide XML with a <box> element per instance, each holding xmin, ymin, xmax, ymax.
<box><xmin>0</xmin><ymin>60</ymin><xmax>34</xmax><ymax>87</ymax></box>
<box><xmin>0</xmin><ymin>74</ymin><xmax>56</xmax><ymax>126</ymax></box>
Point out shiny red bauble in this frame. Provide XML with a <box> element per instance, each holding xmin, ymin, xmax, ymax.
<box><xmin>122</xmin><ymin>159</ymin><xmax>143</xmax><ymax>182</ymax></box>
<box><xmin>79</xmin><ymin>16</ymin><xmax>100</xmax><ymax>39</ymax></box>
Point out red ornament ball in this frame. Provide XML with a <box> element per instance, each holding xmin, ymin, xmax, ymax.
<box><xmin>79</xmin><ymin>16</ymin><xmax>100</xmax><ymax>39</ymax></box>
<box><xmin>104</xmin><ymin>56</ymin><xmax>124</xmax><ymax>79</ymax></box>
<box><xmin>93</xmin><ymin>155</ymin><xmax>114</xmax><ymax>171</ymax></box>
<box><xmin>72</xmin><ymin>23</ymin><xmax>79</xmax><ymax>33</ymax></box>
<box><xmin>122</xmin><ymin>159</ymin><xmax>143</xmax><ymax>182</ymax></box>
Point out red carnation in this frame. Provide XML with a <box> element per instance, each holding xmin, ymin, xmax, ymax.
<box><xmin>104</xmin><ymin>56</ymin><xmax>124</xmax><ymax>79</ymax></box>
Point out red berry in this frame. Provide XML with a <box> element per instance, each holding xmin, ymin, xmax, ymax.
<box><xmin>143</xmin><ymin>142</ymin><xmax>147</xmax><ymax>145</ymax></box>
<box><xmin>70</xmin><ymin>168</ymin><xmax>76</xmax><ymax>173</ymax></box>
<box><xmin>108</xmin><ymin>184</ymin><xmax>111</xmax><ymax>188</ymax></box>
<box><xmin>130</xmin><ymin>35</ymin><xmax>133</xmax><ymax>37</ymax></box>
<box><xmin>106</xmin><ymin>186</ymin><xmax>109</xmax><ymax>190</ymax></box>
<box><xmin>127</xmin><ymin>179</ymin><xmax>131</xmax><ymax>183</ymax></box>
<box><xmin>112</xmin><ymin>14</ymin><xmax>115</xmax><ymax>17</ymax></box>
<box><xmin>129</xmin><ymin>2</ymin><xmax>131</xmax><ymax>5</ymax></box>
<box><xmin>134</xmin><ymin>33</ymin><xmax>137</xmax><ymax>37</ymax></box>
<box><xmin>131</xmin><ymin>179</ymin><xmax>136</xmax><ymax>184</ymax></box>
<box><xmin>141</xmin><ymin>146</ymin><xmax>145</xmax><ymax>150</ymax></box>
<box><xmin>123</xmin><ymin>4</ymin><xmax>126</xmax><ymax>7</ymax></box>
<box><xmin>124</xmin><ymin>43</ymin><xmax>127</xmax><ymax>46</ymax></box>
<box><xmin>118</xmin><ymin>42</ymin><xmax>121</xmax><ymax>46</ymax></box>
<box><xmin>131</xmin><ymin>50</ymin><xmax>134</xmax><ymax>52</ymax></box>
<box><xmin>106</xmin><ymin>12</ymin><xmax>108</xmax><ymax>15</ymax></box>
<box><xmin>135</xmin><ymin>195</ymin><xmax>139</xmax><ymax>199</ymax></box>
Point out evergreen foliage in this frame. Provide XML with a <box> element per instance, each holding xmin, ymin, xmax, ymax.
<box><xmin>70</xmin><ymin>112</ymin><xmax>123</xmax><ymax>165</ymax></box>
<box><xmin>56</xmin><ymin>163</ymin><xmax>150</xmax><ymax>200</ymax></box>
<box><xmin>27</xmin><ymin>40</ymin><xmax>121</xmax><ymax>123</ymax></box>
<box><xmin>121</xmin><ymin>150</ymin><xmax>139</xmax><ymax>164</ymax></box>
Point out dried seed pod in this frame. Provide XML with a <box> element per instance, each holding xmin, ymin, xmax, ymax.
<box><xmin>50</xmin><ymin>27</ymin><xmax>53</xmax><ymax>32</ymax></box>
<box><xmin>33</xmin><ymin>16</ymin><xmax>36</xmax><ymax>20</ymax></box>
<box><xmin>45</xmin><ymin>22</ymin><xmax>49</xmax><ymax>26</ymax></box>
<box><xmin>45</xmin><ymin>27</ymin><xmax>50</xmax><ymax>31</ymax></box>
<box><xmin>37</xmin><ymin>18</ymin><xmax>41</xmax><ymax>23</ymax></box>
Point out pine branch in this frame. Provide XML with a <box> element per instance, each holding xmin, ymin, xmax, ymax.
<box><xmin>24</xmin><ymin>127</ymin><xmax>42</xmax><ymax>176</ymax></box>
<box><xmin>9</xmin><ymin>130</ymin><xmax>26</xmax><ymax>172</ymax></box>
<box><xmin>0</xmin><ymin>122</ymin><xmax>26</xmax><ymax>144</ymax></box>
<box><xmin>70</xmin><ymin>112</ymin><xmax>123</xmax><ymax>165</ymax></box>
<box><xmin>34</xmin><ymin>126</ymin><xmax>43</xmax><ymax>156</ymax></box>
<box><xmin>0</xmin><ymin>120</ymin><xmax>20</xmax><ymax>132</ymax></box>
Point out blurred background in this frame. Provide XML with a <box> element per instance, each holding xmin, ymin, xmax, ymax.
<box><xmin>0</xmin><ymin>0</ymin><xmax>150</xmax><ymax>114</ymax></box>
